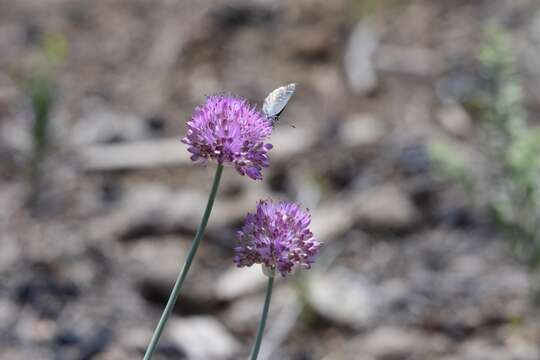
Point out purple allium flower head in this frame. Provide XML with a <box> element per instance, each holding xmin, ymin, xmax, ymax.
<box><xmin>181</xmin><ymin>94</ymin><xmax>273</xmax><ymax>180</ymax></box>
<box><xmin>234</xmin><ymin>200</ymin><xmax>321</xmax><ymax>277</ymax></box>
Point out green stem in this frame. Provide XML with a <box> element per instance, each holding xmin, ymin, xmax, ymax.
<box><xmin>143</xmin><ymin>164</ymin><xmax>224</xmax><ymax>360</ymax></box>
<box><xmin>250</xmin><ymin>273</ymin><xmax>275</xmax><ymax>360</ymax></box>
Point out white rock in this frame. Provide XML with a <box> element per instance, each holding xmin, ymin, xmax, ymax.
<box><xmin>92</xmin><ymin>183</ymin><xmax>259</xmax><ymax>240</ymax></box>
<box><xmin>362</xmin><ymin>327</ymin><xmax>450</xmax><ymax>358</ymax></box>
<box><xmin>80</xmin><ymin>139</ymin><xmax>189</xmax><ymax>172</ymax></box>
<box><xmin>72</xmin><ymin>101</ymin><xmax>148</xmax><ymax>146</ymax></box>
<box><xmin>214</xmin><ymin>266</ymin><xmax>266</xmax><ymax>300</ymax></box>
<box><xmin>344</xmin><ymin>23</ymin><xmax>379</xmax><ymax>95</ymax></box>
<box><xmin>306</xmin><ymin>268</ymin><xmax>377</xmax><ymax>329</ymax></box>
<box><xmin>437</xmin><ymin>103</ymin><xmax>472</xmax><ymax>137</ymax></box>
<box><xmin>353</xmin><ymin>184</ymin><xmax>419</xmax><ymax>231</ymax></box>
<box><xmin>126</xmin><ymin>237</ymin><xmax>187</xmax><ymax>285</ymax></box>
<box><xmin>271</xmin><ymin>126</ymin><xmax>317</xmax><ymax>161</ymax></box>
<box><xmin>0</xmin><ymin>72</ymin><xmax>19</xmax><ymax>107</ymax></box>
<box><xmin>310</xmin><ymin>200</ymin><xmax>355</xmax><ymax>243</ymax></box>
<box><xmin>124</xmin><ymin>236</ymin><xmax>222</xmax><ymax>303</ymax></box>
<box><xmin>379</xmin><ymin>278</ymin><xmax>409</xmax><ymax>305</ymax></box>
<box><xmin>91</xmin><ymin>184</ymin><xmax>207</xmax><ymax>239</ymax></box>
<box><xmin>168</xmin><ymin>316</ymin><xmax>240</xmax><ymax>360</ymax></box>
<box><xmin>117</xmin><ymin>327</ymin><xmax>153</xmax><ymax>350</ymax></box>
<box><xmin>222</xmin><ymin>285</ymin><xmax>295</xmax><ymax>333</ymax></box>
<box><xmin>340</xmin><ymin>114</ymin><xmax>385</xmax><ymax>148</ymax></box>
<box><xmin>458</xmin><ymin>340</ymin><xmax>515</xmax><ymax>360</ymax></box>
<box><xmin>0</xmin><ymin>298</ymin><xmax>18</xmax><ymax>330</ymax></box>
<box><xmin>0</xmin><ymin>112</ymin><xmax>31</xmax><ymax>153</ymax></box>
<box><xmin>222</xmin><ymin>293</ymin><xmax>265</xmax><ymax>333</ymax></box>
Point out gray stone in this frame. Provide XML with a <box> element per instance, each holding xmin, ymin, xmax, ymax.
<box><xmin>222</xmin><ymin>285</ymin><xmax>295</xmax><ymax>333</ymax></box>
<box><xmin>344</xmin><ymin>23</ymin><xmax>379</xmax><ymax>95</ymax></box>
<box><xmin>379</xmin><ymin>278</ymin><xmax>410</xmax><ymax>306</ymax></box>
<box><xmin>310</xmin><ymin>200</ymin><xmax>355</xmax><ymax>243</ymax></box>
<box><xmin>15</xmin><ymin>312</ymin><xmax>57</xmax><ymax>344</ymax></box>
<box><xmin>91</xmin><ymin>184</ymin><xmax>207</xmax><ymax>239</ymax></box>
<box><xmin>353</xmin><ymin>184</ymin><xmax>420</xmax><ymax>231</ymax></box>
<box><xmin>126</xmin><ymin>237</ymin><xmax>188</xmax><ymax>287</ymax></box>
<box><xmin>80</xmin><ymin>139</ymin><xmax>190</xmax><ymax>172</ymax></box>
<box><xmin>117</xmin><ymin>327</ymin><xmax>153</xmax><ymax>350</ymax></box>
<box><xmin>0</xmin><ymin>298</ymin><xmax>18</xmax><ymax>330</ymax></box>
<box><xmin>457</xmin><ymin>340</ymin><xmax>536</xmax><ymax>360</ymax></box>
<box><xmin>92</xmin><ymin>182</ymin><xmax>271</xmax><ymax>241</ymax></box>
<box><xmin>0</xmin><ymin>112</ymin><xmax>31</xmax><ymax>154</ymax></box>
<box><xmin>361</xmin><ymin>326</ymin><xmax>450</xmax><ymax>358</ymax></box>
<box><xmin>168</xmin><ymin>316</ymin><xmax>240</xmax><ymax>360</ymax></box>
<box><xmin>306</xmin><ymin>268</ymin><xmax>378</xmax><ymax>329</ymax></box>
<box><xmin>214</xmin><ymin>265</ymin><xmax>266</xmax><ymax>301</ymax></box>
<box><xmin>125</xmin><ymin>236</ymin><xmax>217</xmax><ymax>303</ymax></box>
<box><xmin>0</xmin><ymin>231</ymin><xmax>20</xmax><ymax>274</ymax></box>
<box><xmin>222</xmin><ymin>293</ymin><xmax>265</xmax><ymax>333</ymax></box>
<box><xmin>437</xmin><ymin>103</ymin><xmax>472</xmax><ymax>137</ymax></box>
<box><xmin>0</xmin><ymin>72</ymin><xmax>19</xmax><ymax>110</ymax></box>
<box><xmin>0</xmin><ymin>348</ymin><xmax>50</xmax><ymax>360</ymax></box>
<box><xmin>72</xmin><ymin>100</ymin><xmax>148</xmax><ymax>146</ymax></box>
<box><xmin>340</xmin><ymin>113</ymin><xmax>385</xmax><ymax>148</ymax></box>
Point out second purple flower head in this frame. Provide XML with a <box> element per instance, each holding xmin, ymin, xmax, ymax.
<box><xmin>182</xmin><ymin>94</ymin><xmax>273</xmax><ymax>180</ymax></box>
<box><xmin>234</xmin><ymin>200</ymin><xmax>321</xmax><ymax>277</ymax></box>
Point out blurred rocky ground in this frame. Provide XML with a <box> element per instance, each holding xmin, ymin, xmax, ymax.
<box><xmin>2</xmin><ymin>0</ymin><xmax>540</xmax><ymax>359</ymax></box>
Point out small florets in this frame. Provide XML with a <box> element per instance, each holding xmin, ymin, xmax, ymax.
<box><xmin>181</xmin><ymin>94</ymin><xmax>273</xmax><ymax>180</ymax></box>
<box><xmin>234</xmin><ymin>200</ymin><xmax>320</xmax><ymax>277</ymax></box>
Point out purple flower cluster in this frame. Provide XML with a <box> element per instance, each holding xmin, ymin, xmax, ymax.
<box><xmin>182</xmin><ymin>94</ymin><xmax>273</xmax><ymax>180</ymax></box>
<box><xmin>234</xmin><ymin>200</ymin><xmax>320</xmax><ymax>277</ymax></box>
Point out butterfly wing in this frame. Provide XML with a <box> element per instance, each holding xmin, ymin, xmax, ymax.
<box><xmin>262</xmin><ymin>83</ymin><xmax>296</xmax><ymax>123</ymax></box>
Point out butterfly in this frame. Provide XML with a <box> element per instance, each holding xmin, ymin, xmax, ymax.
<box><xmin>262</xmin><ymin>83</ymin><xmax>296</xmax><ymax>125</ymax></box>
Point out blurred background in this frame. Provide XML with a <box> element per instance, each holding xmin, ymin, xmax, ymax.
<box><xmin>2</xmin><ymin>0</ymin><xmax>540</xmax><ymax>359</ymax></box>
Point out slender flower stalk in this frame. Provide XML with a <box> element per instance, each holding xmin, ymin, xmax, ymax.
<box><xmin>250</xmin><ymin>271</ymin><xmax>274</xmax><ymax>360</ymax></box>
<box><xmin>236</xmin><ymin>200</ymin><xmax>320</xmax><ymax>359</ymax></box>
<box><xmin>143</xmin><ymin>164</ymin><xmax>223</xmax><ymax>360</ymax></box>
